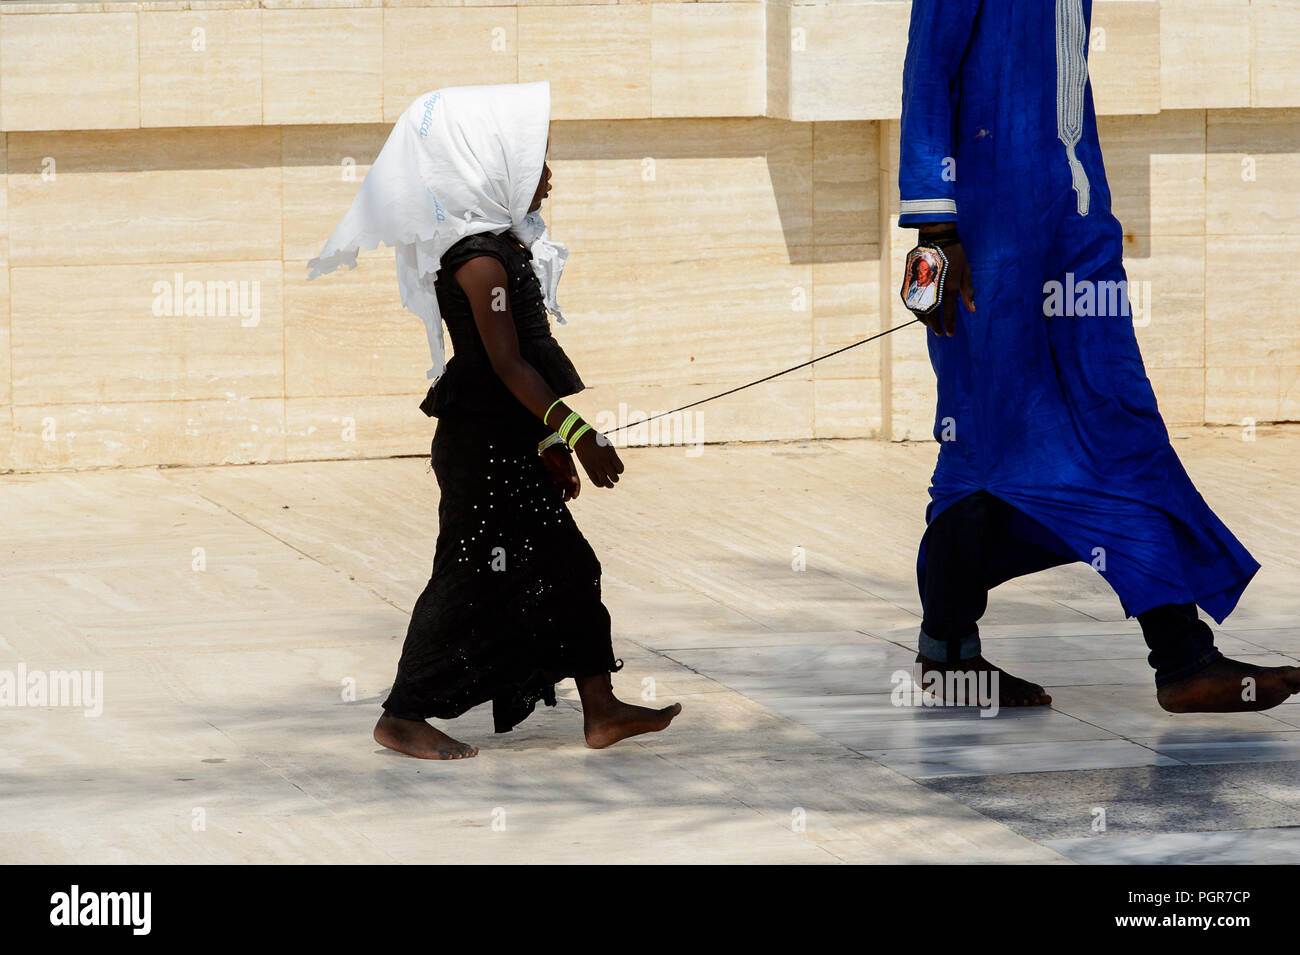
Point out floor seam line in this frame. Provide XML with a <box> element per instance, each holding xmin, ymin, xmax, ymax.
<box><xmin>163</xmin><ymin>477</ymin><xmax>409</xmax><ymax>614</ymax></box>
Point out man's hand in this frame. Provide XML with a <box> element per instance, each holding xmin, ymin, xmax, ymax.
<box><xmin>913</xmin><ymin>224</ymin><xmax>976</xmax><ymax>337</ymax></box>
<box><xmin>572</xmin><ymin>429</ymin><xmax>625</xmax><ymax>489</ymax></box>
<box><xmin>541</xmin><ymin>444</ymin><xmax>580</xmax><ymax>500</ymax></box>
<box><xmin>927</xmin><ymin>241</ymin><xmax>976</xmax><ymax>337</ymax></box>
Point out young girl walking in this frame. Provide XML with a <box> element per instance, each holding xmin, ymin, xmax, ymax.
<box><xmin>308</xmin><ymin>81</ymin><xmax>680</xmax><ymax>759</ymax></box>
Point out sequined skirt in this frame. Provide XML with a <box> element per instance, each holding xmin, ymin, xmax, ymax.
<box><xmin>383</xmin><ymin>411</ymin><xmax>620</xmax><ymax>732</ymax></box>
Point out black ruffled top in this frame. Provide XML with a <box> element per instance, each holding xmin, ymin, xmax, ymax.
<box><xmin>419</xmin><ymin>230</ymin><xmax>585</xmax><ymax>420</ymax></box>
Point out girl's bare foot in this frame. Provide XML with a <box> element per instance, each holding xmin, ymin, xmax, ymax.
<box><xmin>583</xmin><ymin>700</ymin><xmax>682</xmax><ymax>749</ymax></box>
<box><xmin>374</xmin><ymin>712</ymin><xmax>478</xmax><ymax>759</ymax></box>
<box><xmin>1157</xmin><ymin>657</ymin><xmax>1300</xmax><ymax>713</ymax></box>
<box><xmin>915</xmin><ymin>653</ymin><xmax>1052</xmax><ymax>707</ymax></box>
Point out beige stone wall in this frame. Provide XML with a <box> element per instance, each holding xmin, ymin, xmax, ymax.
<box><xmin>0</xmin><ymin>0</ymin><xmax>1296</xmax><ymax>470</ymax></box>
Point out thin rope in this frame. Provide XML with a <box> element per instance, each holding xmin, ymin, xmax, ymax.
<box><xmin>605</xmin><ymin>317</ymin><xmax>922</xmax><ymax>434</ymax></box>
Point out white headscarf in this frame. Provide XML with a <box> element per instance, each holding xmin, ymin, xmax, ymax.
<box><xmin>306</xmin><ymin>81</ymin><xmax>569</xmax><ymax>380</ymax></box>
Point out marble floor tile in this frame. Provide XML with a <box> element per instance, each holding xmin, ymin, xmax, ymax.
<box><xmin>857</xmin><ymin>739</ymin><xmax>1181</xmax><ymax>779</ymax></box>
<box><xmin>1253</xmin><ymin>698</ymin><xmax>1300</xmax><ymax>728</ymax></box>
<box><xmin>808</xmin><ymin>710</ymin><xmax>1116</xmax><ymax>752</ymax></box>
<box><xmin>647</xmin><ymin>629</ymin><xmax>886</xmax><ymax>651</ymax></box>
<box><xmin>962</xmin><ymin>631</ymin><xmax>1264</xmax><ymax>663</ymax></box>
<box><xmin>870</xmin><ymin>620</ymin><xmax>1155</xmax><ymax>643</ymax></box>
<box><xmin>1046</xmin><ymin>684</ymin><xmax>1296</xmax><ymax>741</ymax></box>
<box><xmin>3</xmin><ymin>431</ymin><xmax>1298</xmax><ymax>863</ymax></box>
<box><xmin>1204</xmin><ymin>760</ymin><xmax>1300</xmax><ymax>807</ymax></box>
<box><xmin>1043</xmin><ymin>826</ymin><xmax>1300</xmax><ymax>864</ymax></box>
<box><xmin>925</xmin><ymin>764</ymin><xmax>1300</xmax><ymax>843</ymax></box>
<box><xmin>751</xmin><ymin>691</ymin><xmax>1116</xmax><ymax>749</ymax></box>
<box><xmin>1002</xmin><ymin>654</ymin><xmax>1297</xmax><ymax>688</ymax></box>
<box><xmin>1222</xmin><ymin>628</ymin><xmax>1300</xmax><ymax>656</ymax></box>
<box><xmin>665</xmin><ymin>643</ymin><xmax>922</xmax><ymax>698</ymax></box>
<box><xmin>1136</xmin><ymin>734</ymin><xmax>1300</xmax><ymax>766</ymax></box>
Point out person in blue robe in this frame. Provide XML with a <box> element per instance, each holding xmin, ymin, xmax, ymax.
<box><xmin>897</xmin><ymin>0</ymin><xmax>1299</xmax><ymax>711</ymax></box>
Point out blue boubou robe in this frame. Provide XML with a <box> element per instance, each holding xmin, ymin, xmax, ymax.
<box><xmin>898</xmin><ymin>0</ymin><xmax>1257</xmax><ymax>621</ymax></box>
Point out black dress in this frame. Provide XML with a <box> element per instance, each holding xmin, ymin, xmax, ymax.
<box><xmin>383</xmin><ymin>230</ymin><xmax>621</xmax><ymax>733</ymax></box>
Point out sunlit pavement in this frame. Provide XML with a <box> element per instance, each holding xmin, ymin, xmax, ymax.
<box><xmin>2</xmin><ymin>426</ymin><xmax>1295</xmax><ymax>863</ymax></box>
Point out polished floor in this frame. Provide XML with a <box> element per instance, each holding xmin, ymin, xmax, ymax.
<box><xmin>1</xmin><ymin>426</ymin><xmax>1296</xmax><ymax>863</ymax></box>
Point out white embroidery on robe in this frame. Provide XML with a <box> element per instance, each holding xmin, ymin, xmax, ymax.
<box><xmin>900</xmin><ymin>198</ymin><xmax>958</xmax><ymax>216</ymax></box>
<box><xmin>1056</xmin><ymin>0</ymin><xmax>1091</xmax><ymax>215</ymax></box>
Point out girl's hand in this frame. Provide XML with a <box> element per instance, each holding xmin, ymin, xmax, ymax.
<box><xmin>573</xmin><ymin>429</ymin><xmax>625</xmax><ymax>488</ymax></box>
<box><xmin>541</xmin><ymin>445</ymin><xmax>580</xmax><ymax>500</ymax></box>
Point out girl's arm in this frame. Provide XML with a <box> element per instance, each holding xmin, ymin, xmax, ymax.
<box><xmin>455</xmin><ymin>255</ymin><xmax>625</xmax><ymax>488</ymax></box>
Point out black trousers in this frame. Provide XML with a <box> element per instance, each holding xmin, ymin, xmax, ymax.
<box><xmin>918</xmin><ymin>491</ymin><xmax>1222</xmax><ymax>687</ymax></box>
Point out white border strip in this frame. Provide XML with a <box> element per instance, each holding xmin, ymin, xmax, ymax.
<box><xmin>899</xmin><ymin>198</ymin><xmax>958</xmax><ymax>216</ymax></box>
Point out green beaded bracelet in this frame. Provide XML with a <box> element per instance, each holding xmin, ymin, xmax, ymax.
<box><xmin>543</xmin><ymin>398</ymin><xmax>563</xmax><ymax>428</ymax></box>
<box><xmin>567</xmin><ymin>423</ymin><xmax>593</xmax><ymax>449</ymax></box>
<box><xmin>558</xmin><ymin>412</ymin><xmax>581</xmax><ymax>442</ymax></box>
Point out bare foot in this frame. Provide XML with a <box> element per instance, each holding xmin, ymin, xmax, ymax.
<box><xmin>1157</xmin><ymin>657</ymin><xmax>1300</xmax><ymax>713</ymax></box>
<box><xmin>584</xmin><ymin>701</ymin><xmax>682</xmax><ymax>749</ymax></box>
<box><xmin>915</xmin><ymin>653</ymin><xmax>1052</xmax><ymax>707</ymax></box>
<box><xmin>374</xmin><ymin>712</ymin><xmax>478</xmax><ymax>759</ymax></box>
